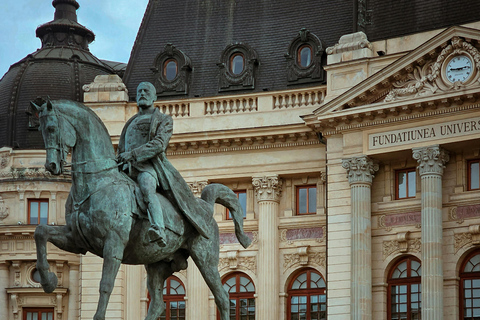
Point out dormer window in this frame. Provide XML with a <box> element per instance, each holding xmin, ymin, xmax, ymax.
<box><xmin>285</xmin><ymin>28</ymin><xmax>326</xmax><ymax>84</ymax></box>
<box><xmin>218</xmin><ymin>42</ymin><xmax>258</xmax><ymax>92</ymax></box>
<box><xmin>164</xmin><ymin>59</ymin><xmax>178</xmax><ymax>81</ymax></box>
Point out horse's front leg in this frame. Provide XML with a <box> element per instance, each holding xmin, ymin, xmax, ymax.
<box><xmin>94</xmin><ymin>234</ymin><xmax>125</xmax><ymax>320</ymax></box>
<box><xmin>34</xmin><ymin>224</ymin><xmax>82</xmax><ymax>293</ymax></box>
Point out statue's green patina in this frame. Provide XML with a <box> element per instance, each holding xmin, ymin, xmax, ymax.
<box><xmin>32</xmin><ymin>83</ymin><xmax>251</xmax><ymax>320</ymax></box>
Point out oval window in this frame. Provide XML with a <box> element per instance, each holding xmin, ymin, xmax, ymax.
<box><xmin>298</xmin><ymin>45</ymin><xmax>312</xmax><ymax>68</ymax></box>
<box><xmin>164</xmin><ymin>59</ymin><xmax>178</xmax><ymax>81</ymax></box>
<box><xmin>230</xmin><ymin>53</ymin><xmax>245</xmax><ymax>75</ymax></box>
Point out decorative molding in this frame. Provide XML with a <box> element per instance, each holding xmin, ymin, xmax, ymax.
<box><xmin>0</xmin><ymin>195</ymin><xmax>9</xmax><ymax>221</ymax></box>
<box><xmin>252</xmin><ymin>176</ymin><xmax>283</xmax><ymax>202</ymax></box>
<box><xmin>218</xmin><ymin>255</ymin><xmax>256</xmax><ymax>274</ymax></box>
<box><xmin>280</xmin><ymin>227</ymin><xmax>325</xmax><ymax>244</ymax></box>
<box><xmin>219</xmin><ymin>232</ymin><xmax>257</xmax><ymax>246</ymax></box>
<box><xmin>12</xmin><ymin>261</ymin><xmax>21</xmax><ymax>287</ymax></box>
<box><xmin>449</xmin><ymin>204</ymin><xmax>480</xmax><ymax>224</ymax></box>
<box><xmin>187</xmin><ymin>180</ymin><xmax>208</xmax><ymax>198</ymax></box>
<box><xmin>384</xmin><ymin>37</ymin><xmax>480</xmax><ymax>102</ymax></box>
<box><xmin>412</xmin><ymin>145</ymin><xmax>449</xmax><ymax>176</ymax></box>
<box><xmin>218</xmin><ymin>42</ymin><xmax>258</xmax><ymax>91</ymax></box>
<box><xmin>378</xmin><ymin>212</ymin><xmax>421</xmax><ymax>231</ymax></box>
<box><xmin>342</xmin><ymin>155</ymin><xmax>379</xmax><ymax>185</ymax></box>
<box><xmin>283</xmin><ymin>249</ymin><xmax>326</xmax><ymax>272</ymax></box>
<box><xmin>454</xmin><ymin>225</ymin><xmax>480</xmax><ymax>253</ymax></box>
<box><xmin>326</xmin><ymin>31</ymin><xmax>372</xmax><ymax>55</ymax></box>
<box><xmin>382</xmin><ymin>233</ymin><xmax>421</xmax><ymax>260</ymax></box>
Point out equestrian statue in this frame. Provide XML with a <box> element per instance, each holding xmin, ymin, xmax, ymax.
<box><xmin>32</xmin><ymin>82</ymin><xmax>251</xmax><ymax>320</ymax></box>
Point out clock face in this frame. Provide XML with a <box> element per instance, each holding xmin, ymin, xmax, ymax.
<box><xmin>446</xmin><ymin>55</ymin><xmax>473</xmax><ymax>83</ymax></box>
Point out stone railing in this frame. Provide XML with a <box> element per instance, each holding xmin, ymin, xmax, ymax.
<box><xmin>204</xmin><ymin>97</ymin><xmax>258</xmax><ymax>115</ymax></box>
<box><xmin>273</xmin><ymin>88</ymin><xmax>326</xmax><ymax>110</ymax></box>
<box><xmin>156</xmin><ymin>102</ymin><xmax>190</xmax><ymax>117</ymax></box>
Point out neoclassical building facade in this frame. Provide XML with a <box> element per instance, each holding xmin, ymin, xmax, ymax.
<box><xmin>1</xmin><ymin>1</ymin><xmax>480</xmax><ymax>320</ymax></box>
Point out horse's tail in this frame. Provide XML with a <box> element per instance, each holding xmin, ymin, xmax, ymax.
<box><xmin>201</xmin><ymin>183</ymin><xmax>252</xmax><ymax>249</ymax></box>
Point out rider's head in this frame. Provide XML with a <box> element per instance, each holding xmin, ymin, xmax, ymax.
<box><xmin>136</xmin><ymin>82</ymin><xmax>157</xmax><ymax>109</ymax></box>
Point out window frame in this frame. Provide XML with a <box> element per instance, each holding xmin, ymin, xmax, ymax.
<box><xmin>459</xmin><ymin>250</ymin><xmax>480</xmax><ymax>319</ymax></box>
<box><xmin>226</xmin><ymin>190</ymin><xmax>247</xmax><ymax>220</ymax></box>
<box><xmin>395</xmin><ymin>168</ymin><xmax>417</xmax><ymax>200</ymax></box>
<box><xmin>218</xmin><ymin>272</ymin><xmax>256</xmax><ymax>320</ymax></box>
<box><xmin>296</xmin><ymin>185</ymin><xmax>317</xmax><ymax>215</ymax></box>
<box><xmin>163</xmin><ymin>58</ymin><xmax>178</xmax><ymax>81</ymax></box>
<box><xmin>28</xmin><ymin>199</ymin><xmax>49</xmax><ymax>225</ymax></box>
<box><xmin>297</xmin><ymin>44</ymin><xmax>313</xmax><ymax>68</ymax></box>
<box><xmin>229</xmin><ymin>53</ymin><xmax>245</xmax><ymax>75</ymax></box>
<box><xmin>387</xmin><ymin>256</ymin><xmax>421</xmax><ymax>320</ymax></box>
<box><xmin>287</xmin><ymin>268</ymin><xmax>326</xmax><ymax>320</ymax></box>
<box><xmin>467</xmin><ymin>159</ymin><xmax>480</xmax><ymax>191</ymax></box>
<box><xmin>23</xmin><ymin>307</ymin><xmax>54</xmax><ymax>320</ymax></box>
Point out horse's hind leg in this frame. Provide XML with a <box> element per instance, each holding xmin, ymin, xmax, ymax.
<box><xmin>145</xmin><ymin>261</ymin><xmax>173</xmax><ymax>320</ymax></box>
<box><xmin>190</xmin><ymin>234</ymin><xmax>229</xmax><ymax>320</ymax></box>
<box><xmin>34</xmin><ymin>224</ymin><xmax>84</xmax><ymax>293</ymax></box>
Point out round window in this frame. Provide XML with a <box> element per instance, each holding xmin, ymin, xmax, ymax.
<box><xmin>298</xmin><ymin>45</ymin><xmax>313</xmax><ymax>68</ymax></box>
<box><xmin>230</xmin><ymin>53</ymin><xmax>245</xmax><ymax>75</ymax></box>
<box><xmin>164</xmin><ymin>59</ymin><xmax>178</xmax><ymax>81</ymax></box>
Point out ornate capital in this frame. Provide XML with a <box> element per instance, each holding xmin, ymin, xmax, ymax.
<box><xmin>252</xmin><ymin>175</ymin><xmax>282</xmax><ymax>202</ymax></box>
<box><xmin>342</xmin><ymin>156</ymin><xmax>379</xmax><ymax>185</ymax></box>
<box><xmin>187</xmin><ymin>180</ymin><xmax>209</xmax><ymax>198</ymax></box>
<box><xmin>412</xmin><ymin>145</ymin><xmax>449</xmax><ymax>176</ymax></box>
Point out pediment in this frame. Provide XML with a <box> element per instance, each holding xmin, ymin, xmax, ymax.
<box><xmin>313</xmin><ymin>26</ymin><xmax>480</xmax><ymax>116</ymax></box>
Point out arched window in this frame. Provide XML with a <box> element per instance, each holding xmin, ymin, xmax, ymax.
<box><xmin>147</xmin><ymin>276</ymin><xmax>186</xmax><ymax>320</ymax></box>
<box><xmin>220</xmin><ymin>273</ymin><xmax>255</xmax><ymax>320</ymax></box>
<box><xmin>297</xmin><ymin>45</ymin><xmax>313</xmax><ymax>68</ymax></box>
<box><xmin>230</xmin><ymin>53</ymin><xmax>245</xmax><ymax>75</ymax></box>
<box><xmin>387</xmin><ymin>256</ymin><xmax>421</xmax><ymax>320</ymax></box>
<box><xmin>287</xmin><ymin>268</ymin><xmax>326</xmax><ymax>320</ymax></box>
<box><xmin>460</xmin><ymin>250</ymin><xmax>480</xmax><ymax>319</ymax></box>
<box><xmin>163</xmin><ymin>59</ymin><xmax>178</xmax><ymax>81</ymax></box>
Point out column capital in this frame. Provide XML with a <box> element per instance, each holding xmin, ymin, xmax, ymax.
<box><xmin>252</xmin><ymin>175</ymin><xmax>282</xmax><ymax>202</ymax></box>
<box><xmin>412</xmin><ymin>145</ymin><xmax>449</xmax><ymax>176</ymax></box>
<box><xmin>342</xmin><ymin>155</ymin><xmax>379</xmax><ymax>185</ymax></box>
<box><xmin>187</xmin><ymin>180</ymin><xmax>209</xmax><ymax>198</ymax></box>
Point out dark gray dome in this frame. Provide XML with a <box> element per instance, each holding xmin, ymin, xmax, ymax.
<box><xmin>0</xmin><ymin>0</ymin><xmax>123</xmax><ymax>149</ymax></box>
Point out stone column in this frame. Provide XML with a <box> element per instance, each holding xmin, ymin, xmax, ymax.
<box><xmin>253</xmin><ymin>175</ymin><xmax>282</xmax><ymax>320</ymax></box>
<box><xmin>67</xmin><ymin>262</ymin><xmax>80</xmax><ymax>320</ymax></box>
<box><xmin>412</xmin><ymin>145</ymin><xmax>449</xmax><ymax>320</ymax></box>
<box><xmin>342</xmin><ymin>156</ymin><xmax>379</xmax><ymax>320</ymax></box>
<box><xmin>0</xmin><ymin>261</ymin><xmax>9</xmax><ymax>320</ymax></box>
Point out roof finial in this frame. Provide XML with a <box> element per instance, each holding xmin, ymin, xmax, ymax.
<box><xmin>52</xmin><ymin>0</ymin><xmax>80</xmax><ymax>22</ymax></box>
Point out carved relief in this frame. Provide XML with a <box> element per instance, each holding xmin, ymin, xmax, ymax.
<box><xmin>412</xmin><ymin>145</ymin><xmax>449</xmax><ymax>176</ymax></box>
<box><xmin>0</xmin><ymin>195</ymin><xmax>9</xmax><ymax>221</ymax></box>
<box><xmin>378</xmin><ymin>212</ymin><xmax>421</xmax><ymax>231</ymax></box>
<box><xmin>449</xmin><ymin>204</ymin><xmax>480</xmax><ymax>224</ymax></box>
<box><xmin>252</xmin><ymin>176</ymin><xmax>282</xmax><ymax>202</ymax></box>
<box><xmin>218</xmin><ymin>42</ymin><xmax>258</xmax><ymax>91</ymax></box>
<box><xmin>454</xmin><ymin>225</ymin><xmax>480</xmax><ymax>253</ymax></box>
<box><xmin>385</xmin><ymin>36</ymin><xmax>480</xmax><ymax>102</ymax></box>
<box><xmin>187</xmin><ymin>180</ymin><xmax>209</xmax><ymax>198</ymax></box>
<box><xmin>0</xmin><ymin>167</ymin><xmax>62</xmax><ymax>180</ymax></box>
<box><xmin>218</xmin><ymin>255</ymin><xmax>256</xmax><ymax>273</ymax></box>
<box><xmin>283</xmin><ymin>250</ymin><xmax>326</xmax><ymax>271</ymax></box>
<box><xmin>342</xmin><ymin>156</ymin><xmax>379</xmax><ymax>184</ymax></box>
<box><xmin>280</xmin><ymin>227</ymin><xmax>325</xmax><ymax>244</ymax></box>
<box><xmin>382</xmin><ymin>235</ymin><xmax>421</xmax><ymax>260</ymax></box>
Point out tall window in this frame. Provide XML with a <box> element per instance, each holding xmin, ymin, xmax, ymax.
<box><xmin>23</xmin><ymin>308</ymin><xmax>54</xmax><ymax>320</ymax></box>
<box><xmin>221</xmin><ymin>273</ymin><xmax>255</xmax><ymax>320</ymax></box>
<box><xmin>288</xmin><ymin>268</ymin><xmax>326</xmax><ymax>320</ymax></box>
<box><xmin>468</xmin><ymin>159</ymin><xmax>480</xmax><ymax>190</ymax></box>
<box><xmin>28</xmin><ymin>199</ymin><xmax>48</xmax><ymax>225</ymax></box>
<box><xmin>388</xmin><ymin>256</ymin><xmax>421</xmax><ymax>320</ymax></box>
<box><xmin>460</xmin><ymin>250</ymin><xmax>480</xmax><ymax>319</ymax></box>
<box><xmin>227</xmin><ymin>190</ymin><xmax>247</xmax><ymax>220</ymax></box>
<box><xmin>396</xmin><ymin>169</ymin><xmax>416</xmax><ymax>199</ymax></box>
<box><xmin>158</xmin><ymin>276</ymin><xmax>186</xmax><ymax>320</ymax></box>
<box><xmin>297</xmin><ymin>186</ymin><xmax>316</xmax><ymax>215</ymax></box>
<box><xmin>297</xmin><ymin>45</ymin><xmax>313</xmax><ymax>68</ymax></box>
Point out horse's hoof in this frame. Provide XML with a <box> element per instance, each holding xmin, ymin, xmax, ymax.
<box><xmin>41</xmin><ymin>272</ymin><xmax>58</xmax><ymax>293</ymax></box>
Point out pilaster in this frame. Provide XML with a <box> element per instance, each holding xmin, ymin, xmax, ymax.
<box><xmin>253</xmin><ymin>175</ymin><xmax>282</xmax><ymax>320</ymax></box>
<box><xmin>342</xmin><ymin>156</ymin><xmax>379</xmax><ymax>320</ymax></box>
<box><xmin>67</xmin><ymin>262</ymin><xmax>80</xmax><ymax>320</ymax></box>
<box><xmin>0</xmin><ymin>261</ymin><xmax>9</xmax><ymax>320</ymax></box>
<box><xmin>186</xmin><ymin>260</ymin><xmax>209</xmax><ymax>320</ymax></box>
<box><xmin>412</xmin><ymin>145</ymin><xmax>449</xmax><ymax>320</ymax></box>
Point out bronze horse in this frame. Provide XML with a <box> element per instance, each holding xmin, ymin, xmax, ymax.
<box><xmin>33</xmin><ymin>99</ymin><xmax>251</xmax><ymax>320</ymax></box>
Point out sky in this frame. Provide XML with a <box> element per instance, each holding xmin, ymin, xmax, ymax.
<box><xmin>0</xmin><ymin>0</ymin><xmax>149</xmax><ymax>78</ymax></box>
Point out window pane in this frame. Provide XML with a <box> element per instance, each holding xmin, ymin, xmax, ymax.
<box><xmin>298</xmin><ymin>188</ymin><xmax>307</xmax><ymax>214</ymax></box>
<box><xmin>231</xmin><ymin>54</ymin><xmax>244</xmax><ymax>75</ymax></box>
<box><xmin>471</xmin><ymin>162</ymin><xmax>480</xmax><ymax>189</ymax></box>
<box><xmin>299</xmin><ymin>46</ymin><xmax>312</xmax><ymax>67</ymax></box>
<box><xmin>397</xmin><ymin>172</ymin><xmax>407</xmax><ymax>198</ymax></box>
<box><xmin>48</xmin><ymin>314</ymin><xmax>53</xmax><ymax>320</ymax></box>
<box><xmin>30</xmin><ymin>202</ymin><xmax>39</xmax><ymax>224</ymax></box>
<box><xmin>408</xmin><ymin>171</ymin><xmax>416</xmax><ymax>197</ymax></box>
<box><xmin>238</xmin><ymin>192</ymin><xmax>247</xmax><ymax>218</ymax></box>
<box><xmin>308</xmin><ymin>187</ymin><xmax>316</xmax><ymax>214</ymax></box>
<box><xmin>40</xmin><ymin>202</ymin><xmax>48</xmax><ymax>224</ymax></box>
<box><xmin>165</xmin><ymin>60</ymin><xmax>177</xmax><ymax>81</ymax></box>
<box><xmin>27</xmin><ymin>313</ymin><xmax>33</xmax><ymax>320</ymax></box>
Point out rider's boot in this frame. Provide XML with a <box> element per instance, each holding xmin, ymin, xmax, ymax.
<box><xmin>146</xmin><ymin>200</ymin><xmax>167</xmax><ymax>247</ymax></box>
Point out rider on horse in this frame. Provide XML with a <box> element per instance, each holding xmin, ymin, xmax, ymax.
<box><xmin>117</xmin><ymin>82</ymin><xmax>209</xmax><ymax>245</ymax></box>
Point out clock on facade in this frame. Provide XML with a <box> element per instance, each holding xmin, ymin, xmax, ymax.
<box><xmin>445</xmin><ymin>54</ymin><xmax>473</xmax><ymax>83</ymax></box>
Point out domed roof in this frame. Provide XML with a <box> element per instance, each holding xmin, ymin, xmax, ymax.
<box><xmin>0</xmin><ymin>0</ymin><xmax>124</xmax><ymax>149</ymax></box>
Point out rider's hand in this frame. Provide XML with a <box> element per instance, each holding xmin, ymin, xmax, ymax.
<box><xmin>118</xmin><ymin>151</ymin><xmax>134</xmax><ymax>163</ymax></box>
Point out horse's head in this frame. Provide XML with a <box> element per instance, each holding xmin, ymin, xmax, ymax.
<box><xmin>31</xmin><ymin>100</ymin><xmax>76</xmax><ymax>175</ymax></box>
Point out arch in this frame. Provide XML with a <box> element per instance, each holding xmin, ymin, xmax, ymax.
<box><xmin>286</xmin><ymin>267</ymin><xmax>326</xmax><ymax>320</ymax></box>
<box><xmin>147</xmin><ymin>275</ymin><xmax>186</xmax><ymax>320</ymax></box>
<box><xmin>459</xmin><ymin>248</ymin><xmax>480</xmax><ymax>319</ymax></box>
<box><xmin>218</xmin><ymin>272</ymin><xmax>256</xmax><ymax>320</ymax></box>
<box><xmin>387</xmin><ymin>255</ymin><xmax>421</xmax><ymax>320</ymax></box>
